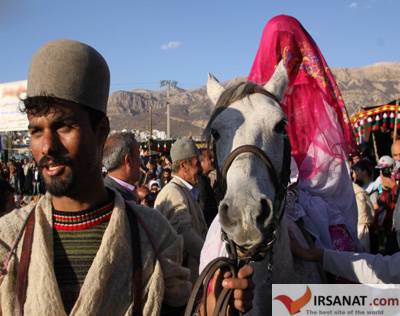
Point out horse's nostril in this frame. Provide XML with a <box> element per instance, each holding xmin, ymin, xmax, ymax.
<box><xmin>219</xmin><ymin>202</ymin><xmax>229</xmax><ymax>218</ymax></box>
<box><xmin>219</xmin><ymin>202</ymin><xmax>236</xmax><ymax>227</ymax></box>
<box><xmin>256</xmin><ymin>198</ymin><xmax>271</xmax><ymax>227</ymax></box>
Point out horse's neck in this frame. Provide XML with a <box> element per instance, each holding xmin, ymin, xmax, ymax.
<box><xmin>246</xmin><ymin>217</ymin><xmax>297</xmax><ymax>316</ymax></box>
<box><xmin>246</xmin><ymin>216</ymin><xmax>322</xmax><ymax>315</ymax></box>
<box><xmin>270</xmin><ymin>216</ymin><xmax>298</xmax><ymax>283</ymax></box>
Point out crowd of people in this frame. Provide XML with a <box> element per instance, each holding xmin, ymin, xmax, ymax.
<box><xmin>291</xmin><ymin>141</ymin><xmax>400</xmax><ymax>284</ymax></box>
<box><xmin>0</xmin><ymin>159</ymin><xmax>45</xmax><ymax>212</ymax></box>
<box><xmin>347</xmin><ymin>140</ymin><xmax>400</xmax><ymax>255</ymax></box>
<box><xmin>0</xmin><ymin>142</ymin><xmax>216</xmax><ymax>215</ymax></box>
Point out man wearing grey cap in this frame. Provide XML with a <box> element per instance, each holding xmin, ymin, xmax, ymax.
<box><xmin>155</xmin><ymin>137</ymin><xmax>208</xmax><ymax>283</ymax></box>
<box><xmin>155</xmin><ymin>139</ymin><xmax>254</xmax><ymax>314</ymax></box>
<box><xmin>0</xmin><ymin>39</ymin><xmax>192</xmax><ymax>315</ymax></box>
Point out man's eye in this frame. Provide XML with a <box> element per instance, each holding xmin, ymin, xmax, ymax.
<box><xmin>58</xmin><ymin>125</ymin><xmax>73</xmax><ymax>132</ymax></box>
<box><xmin>29</xmin><ymin>129</ymin><xmax>41</xmax><ymax>136</ymax></box>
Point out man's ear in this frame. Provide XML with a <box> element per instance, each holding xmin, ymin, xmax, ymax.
<box><xmin>124</xmin><ymin>153</ymin><xmax>131</xmax><ymax>168</ymax></box>
<box><xmin>179</xmin><ymin>159</ymin><xmax>187</xmax><ymax>172</ymax></box>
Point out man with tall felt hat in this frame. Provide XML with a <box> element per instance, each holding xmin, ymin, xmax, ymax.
<box><xmin>0</xmin><ymin>39</ymin><xmax>193</xmax><ymax>315</ymax></box>
<box><xmin>0</xmin><ymin>39</ymin><xmax>253</xmax><ymax>316</ymax></box>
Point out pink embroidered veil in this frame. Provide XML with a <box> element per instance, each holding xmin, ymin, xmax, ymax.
<box><xmin>199</xmin><ymin>16</ymin><xmax>361</xmax><ymax>272</ymax></box>
<box><xmin>248</xmin><ymin>15</ymin><xmax>359</xmax><ymax>249</ymax></box>
<box><xmin>249</xmin><ymin>15</ymin><xmax>356</xmax><ymax>178</ymax></box>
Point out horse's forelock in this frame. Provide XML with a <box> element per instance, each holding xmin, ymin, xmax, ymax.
<box><xmin>204</xmin><ymin>81</ymin><xmax>273</xmax><ymax>138</ymax></box>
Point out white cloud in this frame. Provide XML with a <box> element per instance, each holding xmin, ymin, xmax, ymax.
<box><xmin>161</xmin><ymin>41</ymin><xmax>182</xmax><ymax>50</ymax></box>
<box><xmin>348</xmin><ymin>2</ymin><xmax>358</xmax><ymax>8</ymax></box>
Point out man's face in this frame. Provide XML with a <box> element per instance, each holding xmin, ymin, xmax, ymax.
<box><xmin>200</xmin><ymin>151</ymin><xmax>213</xmax><ymax>175</ymax></box>
<box><xmin>183</xmin><ymin>156</ymin><xmax>200</xmax><ymax>185</ymax></box>
<box><xmin>28</xmin><ymin>103</ymin><xmax>106</xmax><ymax>197</ymax></box>
<box><xmin>352</xmin><ymin>155</ymin><xmax>361</xmax><ymax>165</ymax></box>
<box><xmin>147</xmin><ymin>161</ymin><xmax>155</xmax><ymax>171</ymax></box>
<box><xmin>150</xmin><ymin>184</ymin><xmax>159</xmax><ymax>193</ymax></box>
<box><xmin>163</xmin><ymin>170</ymin><xmax>171</xmax><ymax>180</ymax></box>
<box><xmin>392</xmin><ymin>141</ymin><xmax>400</xmax><ymax>161</ymax></box>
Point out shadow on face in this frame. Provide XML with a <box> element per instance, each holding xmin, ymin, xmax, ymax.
<box><xmin>27</xmin><ymin>101</ymin><xmax>109</xmax><ymax>197</ymax></box>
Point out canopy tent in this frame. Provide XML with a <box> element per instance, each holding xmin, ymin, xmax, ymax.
<box><xmin>351</xmin><ymin>99</ymin><xmax>400</xmax><ymax>159</ymax></box>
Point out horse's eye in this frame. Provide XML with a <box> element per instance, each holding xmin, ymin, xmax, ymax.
<box><xmin>274</xmin><ymin>120</ymin><xmax>287</xmax><ymax>135</ymax></box>
<box><xmin>211</xmin><ymin>128</ymin><xmax>220</xmax><ymax>141</ymax></box>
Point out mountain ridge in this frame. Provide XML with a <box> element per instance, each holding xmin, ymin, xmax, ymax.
<box><xmin>108</xmin><ymin>62</ymin><xmax>400</xmax><ymax>137</ymax></box>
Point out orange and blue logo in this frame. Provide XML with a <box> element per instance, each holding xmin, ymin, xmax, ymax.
<box><xmin>274</xmin><ymin>286</ymin><xmax>312</xmax><ymax>315</ymax></box>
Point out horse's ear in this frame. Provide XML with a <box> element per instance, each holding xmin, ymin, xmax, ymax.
<box><xmin>207</xmin><ymin>73</ymin><xmax>225</xmax><ymax>105</ymax></box>
<box><xmin>263</xmin><ymin>59</ymin><xmax>288</xmax><ymax>102</ymax></box>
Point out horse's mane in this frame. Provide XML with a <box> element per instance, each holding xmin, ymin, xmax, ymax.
<box><xmin>204</xmin><ymin>81</ymin><xmax>273</xmax><ymax>137</ymax></box>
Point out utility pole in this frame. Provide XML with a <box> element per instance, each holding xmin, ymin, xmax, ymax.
<box><xmin>148</xmin><ymin>103</ymin><xmax>153</xmax><ymax>152</ymax></box>
<box><xmin>394</xmin><ymin>99</ymin><xmax>400</xmax><ymax>141</ymax></box>
<box><xmin>166</xmin><ymin>88</ymin><xmax>170</xmax><ymax>140</ymax></box>
<box><xmin>160</xmin><ymin>80</ymin><xmax>178</xmax><ymax>139</ymax></box>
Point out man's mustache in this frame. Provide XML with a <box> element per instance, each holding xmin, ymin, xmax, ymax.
<box><xmin>38</xmin><ymin>155</ymin><xmax>73</xmax><ymax>169</ymax></box>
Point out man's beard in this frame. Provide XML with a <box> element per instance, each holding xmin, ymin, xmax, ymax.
<box><xmin>38</xmin><ymin>155</ymin><xmax>75</xmax><ymax>197</ymax></box>
<box><xmin>42</xmin><ymin>171</ymin><xmax>75</xmax><ymax>196</ymax></box>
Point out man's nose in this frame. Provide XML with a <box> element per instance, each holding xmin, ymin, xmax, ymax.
<box><xmin>41</xmin><ymin>130</ymin><xmax>59</xmax><ymax>156</ymax></box>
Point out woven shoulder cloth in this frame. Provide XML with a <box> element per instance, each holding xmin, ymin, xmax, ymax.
<box><xmin>0</xmin><ymin>206</ymin><xmax>35</xmax><ymax>286</ymax></box>
<box><xmin>0</xmin><ymin>206</ymin><xmax>35</xmax><ymax>316</ymax></box>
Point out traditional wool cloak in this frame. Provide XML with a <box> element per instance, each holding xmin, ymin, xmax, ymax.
<box><xmin>0</xmin><ymin>191</ymin><xmax>191</xmax><ymax>315</ymax></box>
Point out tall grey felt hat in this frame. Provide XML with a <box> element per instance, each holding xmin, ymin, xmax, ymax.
<box><xmin>170</xmin><ymin>137</ymin><xmax>199</xmax><ymax>163</ymax></box>
<box><xmin>27</xmin><ymin>39</ymin><xmax>110</xmax><ymax>113</ymax></box>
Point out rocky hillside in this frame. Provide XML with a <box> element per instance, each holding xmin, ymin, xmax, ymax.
<box><xmin>334</xmin><ymin>62</ymin><xmax>400</xmax><ymax>113</ymax></box>
<box><xmin>108</xmin><ymin>62</ymin><xmax>400</xmax><ymax>137</ymax></box>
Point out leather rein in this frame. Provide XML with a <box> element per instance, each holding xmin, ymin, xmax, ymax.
<box><xmin>184</xmin><ymin>89</ymin><xmax>291</xmax><ymax>316</ymax></box>
<box><xmin>219</xmin><ymin>142</ymin><xmax>291</xmax><ymax>261</ymax></box>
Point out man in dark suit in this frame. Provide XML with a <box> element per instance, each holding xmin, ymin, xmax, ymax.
<box><xmin>198</xmin><ymin>148</ymin><xmax>218</xmax><ymax>227</ymax></box>
<box><xmin>102</xmin><ymin>132</ymin><xmax>141</xmax><ymax>203</ymax></box>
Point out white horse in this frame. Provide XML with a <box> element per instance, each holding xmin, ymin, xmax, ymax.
<box><xmin>201</xmin><ymin>61</ymin><xmax>322</xmax><ymax>315</ymax></box>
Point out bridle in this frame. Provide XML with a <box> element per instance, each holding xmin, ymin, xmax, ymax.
<box><xmin>217</xmin><ymin>141</ymin><xmax>291</xmax><ymax>261</ymax></box>
<box><xmin>184</xmin><ymin>88</ymin><xmax>291</xmax><ymax>316</ymax></box>
<box><xmin>210</xmin><ymin>88</ymin><xmax>291</xmax><ymax>261</ymax></box>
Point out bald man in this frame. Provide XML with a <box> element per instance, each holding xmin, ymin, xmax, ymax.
<box><xmin>392</xmin><ymin>139</ymin><xmax>400</xmax><ymax>161</ymax></box>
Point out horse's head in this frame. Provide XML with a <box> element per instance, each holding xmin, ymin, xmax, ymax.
<box><xmin>205</xmin><ymin>60</ymin><xmax>290</xmax><ymax>254</ymax></box>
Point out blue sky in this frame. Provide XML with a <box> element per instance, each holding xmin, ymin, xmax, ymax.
<box><xmin>1</xmin><ymin>0</ymin><xmax>399</xmax><ymax>92</ymax></box>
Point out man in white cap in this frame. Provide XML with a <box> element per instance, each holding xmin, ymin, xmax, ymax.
<box><xmin>155</xmin><ymin>138</ymin><xmax>254</xmax><ymax>314</ymax></box>
<box><xmin>155</xmin><ymin>137</ymin><xmax>208</xmax><ymax>283</ymax></box>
